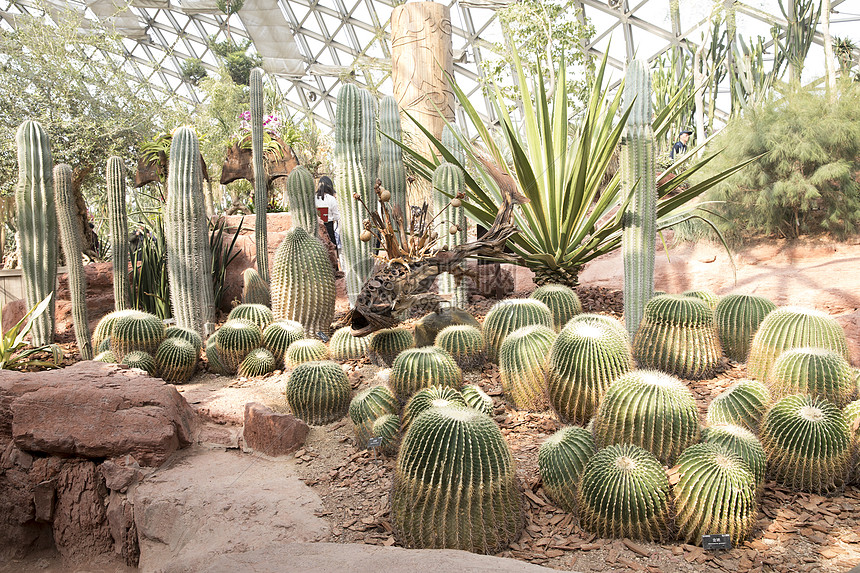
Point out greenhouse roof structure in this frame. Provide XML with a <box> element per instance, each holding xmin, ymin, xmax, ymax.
<box><xmin>1</xmin><ymin>0</ymin><xmax>859</xmax><ymax>131</ymax></box>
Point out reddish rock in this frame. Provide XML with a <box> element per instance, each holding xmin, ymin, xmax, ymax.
<box><xmin>106</xmin><ymin>490</ymin><xmax>139</xmax><ymax>566</ymax></box>
<box><xmin>0</xmin><ymin>442</ymin><xmax>52</xmax><ymax>559</ymax></box>
<box><xmin>2</xmin><ymin>362</ymin><xmax>198</xmax><ymax>466</ymax></box>
<box><xmin>0</xmin><ymin>298</ymin><xmax>27</xmax><ymax>333</ymax></box>
<box><xmin>218</xmin><ymin>213</ymin><xmax>338</xmax><ymax>312</ymax></box>
<box><xmin>55</xmin><ymin>261</ymin><xmax>116</xmax><ymax>346</ymax></box>
<box><xmin>99</xmin><ymin>455</ymin><xmax>143</xmax><ymax>493</ymax></box>
<box><xmin>243</xmin><ymin>402</ymin><xmax>309</xmax><ymax>456</ymax></box>
<box><xmin>52</xmin><ymin>460</ymin><xmax>113</xmax><ymax>563</ymax></box>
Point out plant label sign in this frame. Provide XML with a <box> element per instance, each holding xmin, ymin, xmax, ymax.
<box><xmin>316</xmin><ymin>331</ymin><xmax>330</xmax><ymax>343</ymax></box>
<box><xmin>366</xmin><ymin>437</ymin><xmax>384</xmax><ymax>449</ymax></box>
<box><xmin>702</xmin><ymin>534</ymin><xmax>731</xmax><ymax>551</ymax></box>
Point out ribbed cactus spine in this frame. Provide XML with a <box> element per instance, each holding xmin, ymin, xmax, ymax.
<box><xmin>237</xmin><ymin>347</ymin><xmax>277</xmax><ymax>378</ymax></box>
<box><xmin>683</xmin><ymin>289</ymin><xmax>720</xmax><ymax>310</ymax></box>
<box><xmin>271</xmin><ymin>227</ymin><xmax>335</xmax><ymax>337</ymax></box>
<box><xmin>155</xmin><ymin>337</ymin><xmax>198</xmax><ymax>383</ymax></box>
<box><xmin>593</xmin><ymin>370</ymin><xmax>700</xmax><ymax>465</ymax></box>
<box><xmin>621</xmin><ymin>60</ymin><xmax>657</xmax><ymax>338</ymax></box>
<box><xmin>242</xmin><ymin>268</ymin><xmax>271</xmax><ymax>306</ymax></box>
<box><xmin>747</xmin><ymin>306</ymin><xmax>849</xmax><ymax>381</ymax></box>
<box><xmin>95</xmin><ymin>351</ymin><xmax>116</xmax><ymax>363</ymax></box>
<box><xmin>530</xmin><ymin>284</ymin><xmax>583</xmax><ymax>332</ymax></box>
<box><xmin>372</xmin><ymin>414</ymin><xmax>400</xmax><ymax>456</ymax></box>
<box><xmin>122</xmin><ymin>350</ymin><xmax>156</xmax><ymax>375</ymax></box>
<box><xmin>434</xmin><ymin>325</ymin><xmax>485</xmax><ymax>371</ymax></box>
<box><xmin>547</xmin><ymin>314</ymin><xmax>633</xmax><ymax>424</ymax></box>
<box><xmin>262</xmin><ymin>320</ymin><xmax>305</xmax><ymax>365</ymax></box>
<box><xmin>360</xmin><ymin>88</ymin><xmax>379</xmax><ymax>196</ymax></box>
<box><xmin>205</xmin><ymin>333</ymin><xmax>229</xmax><ymax>375</ymax></box>
<box><xmin>215</xmin><ymin>318</ymin><xmax>263</xmax><ymax>374</ymax></box>
<box><xmin>110</xmin><ymin>311</ymin><xmax>165</xmax><ymax>363</ymax></box>
<box><xmin>92</xmin><ymin>309</ymin><xmax>138</xmax><ymax>352</ymax></box>
<box><xmin>482</xmin><ymin>299</ymin><xmax>553</xmax><ymax>362</ymax></box>
<box><xmin>378</xmin><ymin>95</ymin><xmax>407</xmax><ymax>212</ymax></box>
<box><xmin>702</xmin><ymin>423</ymin><xmax>767</xmax><ymax>486</ymax></box>
<box><xmin>163</xmin><ymin>325</ymin><xmax>203</xmax><ymax>354</ymax></box>
<box><xmin>54</xmin><ymin>164</ymin><xmax>92</xmax><ymax>359</ymax></box>
<box><xmin>249</xmin><ymin>67</ymin><xmax>269</xmax><ymax>281</ymax></box>
<box><xmin>431</xmin><ymin>163</ymin><xmax>468</xmax><ymax>309</ymax></box>
<box><xmin>402</xmin><ymin>385</ymin><xmax>467</xmax><ymax>429</ymax></box>
<box><xmin>165</xmin><ymin>127</ymin><xmax>215</xmax><ymax>338</ymax></box>
<box><xmin>15</xmin><ymin>120</ymin><xmax>57</xmax><ymax>346</ymax></box>
<box><xmin>392</xmin><ymin>406</ymin><xmax>522</xmax><ymax>553</ymax></box>
<box><xmin>673</xmin><ymin>443</ymin><xmax>757</xmax><ymax>547</ymax></box>
<box><xmin>330</xmin><ymin>326</ymin><xmax>370</xmax><ymax>360</ymax></box>
<box><xmin>349</xmin><ymin>385</ymin><xmax>399</xmax><ymax>448</ymax></box>
<box><xmin>106</xmin><ymin>156</ymin><xmax>130</xmax><ymax>311</ymax></box>
<box><xmin>441</xmin><ymin>124</ymin><xmax>466</xmax><ymax>166</ymax></box>
<box><xmin>706</xmin><ymin>379</ymin><xmax>771</xmax><ymax>432</ymax></box>
<box><xmin>538</xmin><ymin>426</ymin><xmax>596</xmax><ymax>512</ymax></box>
<box><xmin>390</xmin><ymin>347</ymin><xmax>463</xmax><ymax>403</ymax></box>
<box><xmin>228</xmin><ymin>303</ymin><xmax>274</xmax><ymax>331</ymax></box>
<box><xmin>285</xmin><ymin>166</ymin><xmax>318</xmax><ymax>236</ymax></box>
<box><xmin>761</xmin><ymin>394</ymin><xmax>851</xmax><ymax>493</ymax></box>
<box><xmin>367</xmin><ymin>327</ymin><xmax>413</xmax><ymax>367</ymax></box>
<box><xmin>286</xmin><ymin>339</ymin><xmax>330</xmax><ymax>368</ymax></box>
<box><xmin>461</xmin><ymin>384</ymin><xmax>493</xmax><ymax>416</ymax></box>
<box><xmin>714</xmin><ymin>293</ymin><xmax>777</xmax><ymax>362</ymax></box>
<box><xmin>335</xmin><ymin>84</ymin><xmax>374</xmax><ymax>306</ymax></box>
<box><xmin>577</xmin><ymin>444</ymin><xmax>670</xmax><ymax>541</ymax></box>
<box><xmin>499</xmin><ymin>325</ymin><xmax>557</xmax><ymax>411</ymax></box>
<box><xmin>767</xmin><ymin>347</ymin><xmax>855</xmax><ymax>406</ymax></box>
<box><xmin>285</xmin><ymin>360</ymin><xmax>352</xmax><ymax>425</ymax></box>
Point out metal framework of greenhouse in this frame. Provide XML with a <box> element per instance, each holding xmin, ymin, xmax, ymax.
<box><xmin>1</xmin><ymin>0</ymin><xmax>859</xmax><ymax>132</ymax></box>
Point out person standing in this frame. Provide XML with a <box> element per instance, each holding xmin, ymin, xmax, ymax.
<box><xmin>670</xmin><ymin>128</ymin><xmax>693</xmax><ymax>159</ymax></box>
<box><xmin>315</xmin><ymin>176</ymin><xmax>340</xmax><ymax>256</ymax></box>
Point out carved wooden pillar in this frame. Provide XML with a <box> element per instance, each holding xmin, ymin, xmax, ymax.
<box><xmin>390</xmin><ymin>1</ymin><xmax>455</xmax><ymax>206</ymax></box>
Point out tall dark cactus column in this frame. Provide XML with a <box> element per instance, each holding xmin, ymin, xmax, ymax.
<box><xmin>250</xmin><ymin>67</ymin><xmax>269</xmax><ymax>282</ymax></box>
<box><xmin>166</xmin><ymin>127</ymin><xmax>216</xmax><ymax>338</ymax></box>
<box><xmin>285</xmin><ymin>166</ymin><xmax>317</xmax><ymax>236</ymax></box>
<box><xmin>54</xmin><ymin>164</ymin><xmax>92</xmax><ymax>359</ymax></box>
<box><xmin>14</xmin><ymin>120</ymin><xmax>57</xmax><ymax>346</ymax></box>
<box><xmin>107</xmin><ymin>156</ymin><xmax>130</xmax><ymax>310</ymax></box>
<box><xmin>379</xmin><ymin>95</ymin><xmax>407</xmax><ymax>214</ymax></box>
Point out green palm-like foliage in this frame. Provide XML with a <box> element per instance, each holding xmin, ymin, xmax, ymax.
<box><xmin>673</xmin><ymin>443</ymin><xmax>757</xmax><ymax>547</ymax></box>
<box><xmin>767</xmin><ymin>347</ymin><xmax>855</xmax><ymax>406</ymax></box>
<box><xmin>530</xmin><ymin>284</ymin><xmax>582</xmax><ymax>331</ymax></box>
<box><xmin>577</xmin><ymin>444</ymin><xmax>671</xmax><ymax>542</ymax></box>
<box><xmin>538</xmin><ymin>426</ymin><xmax>595</xmax><ymax>512</ymax></box>
<box><xmin>702</xmin><ymin>423</ymin><xmax>767</xmax><ymax>486</ymax></box>
<box><xmin>399</xmin><ymin>52</ymin><xmax>753</xmax><ymax>287</ymax></box>
<box><xmin>593</xmin><ymin>370</ymin><xmax>700</xmax><ymax>464</ymax></box>
<box><xmin>391</xmin><ymin>406</ymin><xmax>522</xmax><ymax>553</ymax></box>
<box><xmin>706</xmin><ymin>379</ymin><xmax>772</xmax><ymax>432</ymax></box>
<box><xmin>761</xmin><ymin>394</ymin><xmax>851</xmax><ymax>493</ymax></box>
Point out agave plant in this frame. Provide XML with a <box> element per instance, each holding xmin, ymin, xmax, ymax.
<box><xmin>399</xmin><ymin>52</ymin><xmax>754</xmax><ymax>286</ymax></box>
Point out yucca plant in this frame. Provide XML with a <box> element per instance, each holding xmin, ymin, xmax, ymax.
<box><xmin>399</xmin><ymin>52</ymin><xmax>754</xmax><ymax>287</ymax></box>
<box><xmin>0</xmin><ymin>293</ymin><xmax>61</xmax><ymax>370</ymax></box>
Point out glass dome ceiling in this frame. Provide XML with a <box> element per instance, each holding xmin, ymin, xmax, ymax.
<box><xmin>1</xmin><ymin>0</ymin><xmax>858</xmax><ymax>131</ymax></box>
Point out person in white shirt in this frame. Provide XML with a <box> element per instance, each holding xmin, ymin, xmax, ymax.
<box><xmin>315</xmin><ymin>176</ymin><xmax>341</xmax><ymax>263</ymax></box>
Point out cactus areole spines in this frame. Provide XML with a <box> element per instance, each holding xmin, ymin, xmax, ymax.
<box><xmin>165</xmin><ymin>126</ymin><xmax>216</xmax><ymax>338</ymax></box>
<box><xmin>379</xmin><ymin>95</ymin><xmax>407</xmax><ymax>214</ymax></box>
<box><xmin>107</xmin><ymin>155</ymin><xmax>130</xmax><ymax>311</ymax></box>
<box><xmin>15</xmin><ymin>120</ymin><xmax>57</xmax><ymax>347</ymax></box>
<box><xmin>250</xmin><ymin>67</ymin><xmax>269</xmax><ymax>281</ymax></box>
<box><xmin>621</xmin><ymin>59</ymin><xmax>657</xmax><ymax>339</ymax></box>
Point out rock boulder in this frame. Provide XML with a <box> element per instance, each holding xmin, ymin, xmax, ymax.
<box><xmin>242</xmin><ymin>402</ymin><xmax>308</xmax><ymax>456</ymax></box>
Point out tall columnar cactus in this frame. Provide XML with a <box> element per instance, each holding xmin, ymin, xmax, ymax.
<box><xmin>683</xmin><ymin>289</ymin><xmax>720</xmax><ymax>310</ymax></box>
<box><xmin>402</xmin><ymin>385</ymin><xmax>467</xmax><ymax>429</ymax></box>
<box><xmin>271</xmin><ymin>227</ymin><xmax>336</xmax><ymax>337</ymax></box>
<box><xmin>285</xmin><ymin>166</ymin><xmax>318</xmax><ymax>236</ymax></box>
<box><xmin>228</xmin><ymin>303</ymin><xmax>274</xmax><ymax>331</ymax></box>
<box><xmin>547</xmin><ymin>313</ymin><xmax>633</xmax><ymax>424</ymax></box>
<box><xmin>482</xmin><ymin>299</ymin><xmax>553</xmax><ymax>362</ymax></box>
<box><xmin>767</xmin><ymin>347</ymin><xmax>855</xmax><ymax>406</ymax></box>
<box><xmin>378</xmin><ymin>95</ymin><xmax>407</xmax><ymax>212</ymax></box>
<box><xmin>441</xmin><ymin>123</ymin><xmax>466</xmax><ymax>166</ymax></box>
<box><xmin>242</xmin><ymin>267</ymin><xmax>271</xmax><ymax>306</ymax></box>
<box><xmin>367</xmin><ymin>327</ymin><xmax>413</xmax><ymax>367</ymax></box>
<box><xmin>165</xmin><ymin>127</ymin><xmax>215</xmax><ymax>338</ymax></box>
<box><xmin>349</xmin><ymin>385</ymin><xmax>400</xmax><ymax>448</ymax></box>
<box><xmin>54</xmin><ymin>164</ymin><xmax>92</xmax><ymax>359</ymax></box>
<box><xmin>238</xmin><ymin>347</ymin><xmax>277</xmax><ymax>378</ymax></box>
<box><xmin>702</xmin><ymin>423</ymin><xmax>767</xmax><ymax>486</ymax></box>
<box><xmin>461</xmin><ymin>384</ymin><xmax>493</xmax><ymax>416</ymax></box>
<box><xmin>360</xmin><ymin>88</ymin><xmax>380</xmax><ymax>194</ymax></box>
<box><xmin>499</xmin><ymin>325</ymin><xmax>557</xmax><ymax>411</ymax></box>
<box><xmin>286</xmin><ymin>338</ymin><xmax>331</xmax><ymax>368</ymax></box>
<box><xmin>335</xmin><ymin>84</ymin><xmax>375</xmax><ymax>306</ymax></box>
<box><xmin>530</xmin><ymin>284</ymin><xmax>583</xmax><ymax>332</ymax></box>
<box><xmin>594</xmin><ymin>370</ymin><xmax>700</xmax><ymax>465</ymax></box>
<box><xmin>106</xmin><ymin>156</ymin><xmax>130</xmax><ymax>311</ymax></box>
<box><xmin>249</xmin><ymin>67</ymin><xmax>269</xmax><ymax>282</ymax></box>
<box><xmin>215</xmin><ymin>318</ymin><xmax>263</xmax><ymax>374</ymax></box>
<box><xmin>330</xmin><ymin>326</ymin><xmax>370</xmax><ymax>360</ymax></box>
<box><xmin>632</xmin><ymin>294</ymin><xmax>722</xmax><ymax>380</ymax></box>
<box><xmin>433</xmin><ymin>162</ymin><xmax>468</xmax><ymax>308</ymax></box>
<box><xmin>714</xmin><ymin>293</ymin><xmax>777</xmax><ymax>362</ymax></box>
<box><xmin>538</xmin><ymin>426</ymin><xmax>596</xmax><ymax>512</ymax></box>
<box><xmin>390</xmin><ymin>346</ymin><xmax>463</xmax><ymax>403</ymax></box>
<box><xmin>434</xmin><ymin>325</ymin><xmax>485</xmax><ymax>371</ymax></box>
<box><xmin>15</xmin><ymin>120</ymin><xmax>57</xmax><ymax>346</ymax></box>
<box><xmin>761</xmin><ymin>394</ymin><xmax>851</xmax><ymax>493</ymax></box>
<box><xmin>391</xmin><ymin>406</ymin><xmax>523</xmax><ymax>553</ymax></box>
<box><xmin>155</xmin><ymin>337</ymin><xmax>198</xmax><ymax>383</ymax></box>
<box><xmin>285</xmin><ymin>360</ymin><xmax>352</xmax><ymax>425</ymax></box>
<box><xmin>620</xmin><ymin>60</ymin><xmax>657</xmax><ymax>339</ymax></box>
<box><xmin>110</xmin><ymin>311</ymin><xmax>165</xmax><ymax>363</ymax></box>
<box><xmin>706</xmin><ymin>379</ymin><xmax>772</xmax><ymax>432</ymax></box>
<box><xmin>577</xmin><ymin>444</ymin><xmax>671</xmax><ymax>542</ymax></box>
<box><xmin>673</xmin><ymin>443</ymin><xmax>758</xmax><ymax>547</ymax></box>
<box><xmin>747</xmin><ymin>306</ymin><xmax>849</xmax><ymax>381</ymax></box>
<box><xmin>262</xmin><ymin>320</ymin><xmax>305</xmax><ymax>365</ymax></box>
